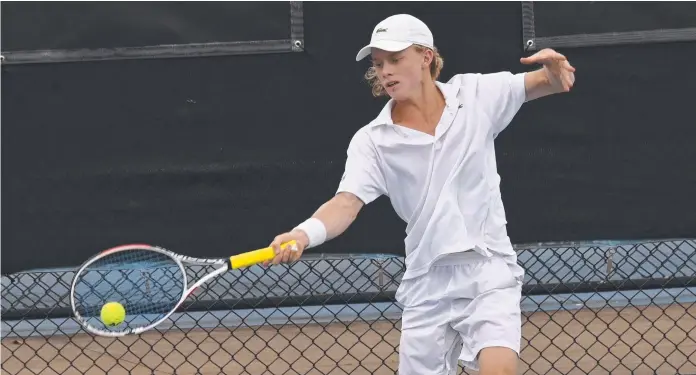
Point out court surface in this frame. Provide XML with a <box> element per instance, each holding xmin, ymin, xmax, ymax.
<box><xmin>3</xmin><ymin>303</ymin><xmax>694</xmax><ymax>375</ymax></box>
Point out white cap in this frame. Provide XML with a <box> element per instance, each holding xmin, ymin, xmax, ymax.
<box><xmin>355</xmin><ymin>14</ymin><xmax>434</xmax><ymax>61</ymax></box>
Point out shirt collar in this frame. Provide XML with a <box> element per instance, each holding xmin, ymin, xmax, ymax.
<box><xmin>371</xmin><ymin>80</ymin><xmax>461</xmax><ymax>127</ymax></box>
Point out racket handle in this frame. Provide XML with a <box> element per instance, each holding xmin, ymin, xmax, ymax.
<box><xmin>229</xmin><ymin>240</ymin><xmax>298</xmax><ymax>269</ymax></box>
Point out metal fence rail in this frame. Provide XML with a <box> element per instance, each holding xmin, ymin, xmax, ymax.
<box><xmin>2</xmin><ymin>239</ymin><xmax>695</xmax><ymax>374</ymax></box>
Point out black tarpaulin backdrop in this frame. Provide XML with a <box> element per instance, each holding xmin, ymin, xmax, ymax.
<box><xmin>2</xmin><ymin>2</ymin><xmax>695</xmax><ymax>274</ymax></box>
<box><xmin>0</xmin><ymin>2</ymin><xmax>291</xmax><ymax>50</ymax></box>
<box><xmin>532</xmin><ymin>2</ymin><xmax>696</xmax><ymax>36</ymax></box>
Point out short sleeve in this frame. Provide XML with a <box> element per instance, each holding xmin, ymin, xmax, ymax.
<box><xmin>477</xmin><ymin>72</ymin><xmax>527</xmax><ymax>137</ymax></box>
<box><xmin>335</xmin><ymin>129</ymin><xmax>387</xmax><ymax>205</ymax></box>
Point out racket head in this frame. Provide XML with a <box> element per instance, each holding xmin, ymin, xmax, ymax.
<box><xmin>70</xmin><ymin>244</ymin><xmax>189</xmax><ymax>337</ymax></box>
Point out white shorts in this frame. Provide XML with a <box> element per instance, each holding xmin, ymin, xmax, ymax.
<box><xmin>395</xmin><ymin>251</ymin><xmax>525</xmax><ymax>374</ymax></box>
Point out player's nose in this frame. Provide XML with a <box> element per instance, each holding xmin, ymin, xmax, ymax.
<box><xmin>380</xmin><ymin>63</ymin><xmax>395</xmax><ymax>77</ymax></box>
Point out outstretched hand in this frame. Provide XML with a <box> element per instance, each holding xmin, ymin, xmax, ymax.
<box><xmin>521</xmin><ymin>48</ymin><xmax>576</xmax><ymax>92</ymax></box>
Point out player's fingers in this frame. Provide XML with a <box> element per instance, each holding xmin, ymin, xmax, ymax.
<box><xmin>282</xmin><ymin>245</ymin><xmax>295</xmax><ymax>263</ymax></box>
<box><xmin>561</xmin><ymin>77</ymin><xmax>573</xmax><ymax>91</ymax></box>
<box><xmin>538</xmin><ymin>48</ymin><xmax>565</xmax><ymax>61</ymax></box>
<box><xmin>519</xmin><ymin>55</ymin><xmax>543</xmax><ymax>65</ymax></box>
<box><xmin>520</xmin><ymin>49</ymin><xmax>545</xmax><ymax>63</ymax></box>
<box><xmin>275</xmin><ymin>234</ymin><xmax>296</xmax><ymax>253</ymax></box>
<box><xmin>270</xmin><ymin>235</ymin><xmax>283</xmax><ymax>253</ymax></box>
<box><xmin>290</xmin><ymin>243</ymin><xmax>303</xmax><ymax>262</ymax></box>
<box><xmin>269</xmin><ymin>234</ymin><xmax>289</xmax><ymax>265</ymax></box>
<box><xmin>290</xmin><ymin>249</ymin><xmax>302</xmax><ymax>262</ymax></box>
<box><xmin>563</xmin><ymin>60</ymin><xmax>576</xmax><ymax>72</ymax></box>
<box><xmin>267</xmin><ymin>234</ymin><xmax>304</xmax><ymax>265</ymax></box>
<box><xmin>273</xmin><ymin>249</ymin><xmax>288</xmax><ymax>265</ymax></box>
<box><xmin>269</xmin><ymin>251</ymin><xmax>280</xmax><ymax>265</ymax></box>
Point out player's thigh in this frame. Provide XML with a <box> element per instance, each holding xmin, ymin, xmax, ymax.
<box><xmin>451</xmin><ymin>258</ymin><xmax>523</xmax><ymax>371</ymax></box>
<box><xmin>478</xmin><ymin>346</ymin><xmax>519</xmax><ymax>375</ymax></box>
<box><xmin>399</xmin><ymin>300</ymin><xmax>461</xmax><ymax>375</ymax></box>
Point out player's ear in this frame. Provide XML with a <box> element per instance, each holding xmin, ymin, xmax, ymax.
<box><xmin>422</xmin><ymin>48</ymin><xmax>434</xmax><ymax>68</ymax></box>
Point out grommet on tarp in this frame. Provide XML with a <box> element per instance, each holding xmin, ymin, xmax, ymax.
<box><xmin>525</xmin><ymin>39</ymin><xmax>535</xmax><ymax>51</ymax></box>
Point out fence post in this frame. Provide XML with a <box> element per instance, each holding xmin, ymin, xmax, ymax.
<box><xmin>605</xmin><ymin>246</ymin><xmax>616</xmax><ymax>280</ymax></box>
<box><xmin>372</xmin><ymin>258</ymin><xmax>385</xmax><ymax>289</ymax></box>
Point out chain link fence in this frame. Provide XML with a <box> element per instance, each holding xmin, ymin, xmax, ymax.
<box><xmin>2</xmin><ymin>239</ymin><xmax>695</xmax><ymax>374</ymax></box>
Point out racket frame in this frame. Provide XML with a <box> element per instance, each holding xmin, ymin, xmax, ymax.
<box><xmin>70</xmin><ymin>243</ymin><xmax>230</xmax><ymax>337</ymax></box>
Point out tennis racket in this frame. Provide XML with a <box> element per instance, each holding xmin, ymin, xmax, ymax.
<box><xmin>69</xmin><ymin>240</ymin><xmax>297</xmax><ymax>337</ymax></box>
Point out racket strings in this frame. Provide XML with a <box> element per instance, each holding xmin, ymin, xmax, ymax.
<box><xmin>72</xmin><ymin>249</ymin><xmax>185</xmax><ymax>332</ymax></box>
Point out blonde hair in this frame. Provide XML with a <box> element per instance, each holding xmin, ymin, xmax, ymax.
<box><xmin>364</xmin><ymin>45</ymin><xmax>444</xmax><ymax>97</ymax></box>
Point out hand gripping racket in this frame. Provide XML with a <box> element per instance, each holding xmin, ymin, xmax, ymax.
<box><xmin>69</xmin><ymin>240</ymin><xmax>297</xmax><ymax>337</ymax></box>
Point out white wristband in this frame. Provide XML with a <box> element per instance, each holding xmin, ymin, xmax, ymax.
<box><xmin>293</xmin><ymin>218</ymin><xmax>327</xmax><ymax>249</ymax></box>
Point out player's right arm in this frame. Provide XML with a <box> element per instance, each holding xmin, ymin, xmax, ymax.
<box><xmin>266</xmin><ymin>192</ymin><xmax>364</xmax><ymax>265</ymax></box>
<box><xmin>266</xmin><ymin>128</ymin><xmax>387</xmax><ymax>266</ymax></box>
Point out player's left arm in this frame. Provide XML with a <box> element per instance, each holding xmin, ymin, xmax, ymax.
<box><xmin>520</xmin><ymin>48</ymin><xmax>576</xmax><ymax>102</ymax></box>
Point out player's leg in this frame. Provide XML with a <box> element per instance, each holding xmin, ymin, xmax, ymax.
<box><xmin>399</xmin><ymin>303</ymin><xmax>462</xmax><ymax>374</ymax></box>
<box><xmin>450</xmin><ymin>254</ymin><xmax>525</xmax><ymax>375</ymax></box>
<box><xmin>395</xmin><ymin>268</ymin><xmax>462</xmax><ymax>375</ymax></box>
<box><xmin>478</xmin><ymin>346</ymin><xmax>519</xmax><ymax>375</ymax></box>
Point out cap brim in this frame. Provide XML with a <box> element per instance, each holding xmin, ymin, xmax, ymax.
<box><xmin>355</xmin><ymin>40</ymin><xmax>414</xmax><ymax>61</ymax></box>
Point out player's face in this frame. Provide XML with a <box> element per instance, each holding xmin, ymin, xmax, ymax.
<box><xmin>371</xmin><ymin>46</ymin><xmax>431</xmax><ymax>101</ymax></box>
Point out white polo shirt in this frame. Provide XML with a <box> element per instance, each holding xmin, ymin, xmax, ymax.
<box><xmin>337</xmin><ymin>72</ymin><xmax>527</xmax><ymax>281</ymax></box>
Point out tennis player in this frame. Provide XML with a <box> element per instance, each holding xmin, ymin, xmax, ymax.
<box><xmin>267</xmin><ymin>14</ymin><xmax>575</xmax><ymax>375</ymax></box>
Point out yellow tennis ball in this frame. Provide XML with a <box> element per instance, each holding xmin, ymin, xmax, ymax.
<box><xmin>100</xmin><ymin>302</ymin><xmax>126</xmax><ymax>327</ymax></box>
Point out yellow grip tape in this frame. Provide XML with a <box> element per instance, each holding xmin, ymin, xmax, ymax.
<box><xmin>229</xmin><ymin>240</ymin><xmax>298</xmax><ymax>269</ymax></box>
